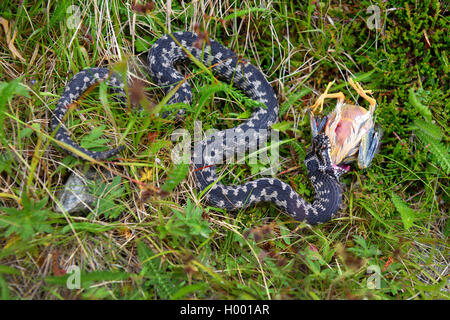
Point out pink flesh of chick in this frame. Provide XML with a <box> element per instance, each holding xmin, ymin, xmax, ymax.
<box><xmin>325</xmin><ymin>104</ymin><xmax>372</xmax><ymax>166</ymax></box>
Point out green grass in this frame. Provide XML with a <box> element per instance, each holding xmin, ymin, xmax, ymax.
<box><xmin>0</xmin><ymin>0</ymin><xmax>448</xmax><ymax>300</ymax></box>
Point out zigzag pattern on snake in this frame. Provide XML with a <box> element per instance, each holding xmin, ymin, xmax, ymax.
<box><xmin>51</xmin><ymin>31</ymin><xmax>343</xmax><ymax>225</ymax></box>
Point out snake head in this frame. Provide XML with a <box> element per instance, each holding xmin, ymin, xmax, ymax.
<box><xmin>304</xmin><ymin>133</ymin><xmax>347</xmax><ymax>180</ymax></box>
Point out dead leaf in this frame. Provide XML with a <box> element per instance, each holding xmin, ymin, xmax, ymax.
<box><xmin>51</xmin><ymin>249</ymin><xmax>67</xmax><ymax>276</ymax></box>
<box><xmin>0</xmin><ymin>17</ymin><xmax>26</xmax><ymax>62</ymax></box>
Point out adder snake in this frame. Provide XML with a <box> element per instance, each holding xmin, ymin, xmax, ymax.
<box><xmin>51</xmin><ymin>32</ymin><xmax>344</xmax><ymax>224</ymax></box>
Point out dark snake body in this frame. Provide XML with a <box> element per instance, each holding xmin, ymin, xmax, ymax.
<box><xmin>51</xmin><ymin>32</ymin><xmax>342</xmax><ymax>225</ymax></box>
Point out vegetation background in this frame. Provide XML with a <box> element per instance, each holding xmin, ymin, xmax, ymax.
<box><xmin>0</xmin><ymin>0</ymin><xmax>448</xmax><ymax>299</ymax></box>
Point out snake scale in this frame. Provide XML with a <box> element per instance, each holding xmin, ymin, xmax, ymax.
<box><xmin>51</xmin><ymin>31</ymin><xmax>343</xmax><ymax>225</ymax></box>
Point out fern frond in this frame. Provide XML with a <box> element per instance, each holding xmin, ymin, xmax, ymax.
<box><xmin>290</xmin><ymin>140</ymin><xmax>307</xmax><ymax>161</ymax></box>
<box><xmin>161</xmin><ymin>163</ymin><xmax>189</xmax><ymax>192</ymax></box>
<box><xmin>408</xmin><ymin>88</ymin><xmax>432</xmax><ymax>122</ymax></box>
<box><xmin>416</xmin><ymin>130</ymin><xmax>450</xmax><ymax>174</ymax></box>
<box><xmin>412</xmin><ymin>119</ymin><xmax>443</xmax><ymax>141</ymax></box>
<box><xmin>137</xmin><ymin>240</ymin><xmax>175</xmax><ymax>299</ymax></box>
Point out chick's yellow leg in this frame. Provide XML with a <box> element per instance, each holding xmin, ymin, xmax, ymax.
<box><xmin>348</xmin><ymin>78</ymin><xmax>377</xmax><ymax>113</ymax></box>
<box><xmin>309</xmin><ymin>81</ymin><xmax>346</xmax><ymax>114</ymax></box>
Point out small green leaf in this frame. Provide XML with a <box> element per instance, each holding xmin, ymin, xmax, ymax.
<box><xmin>0</xmin><ymin>274</ymin><xmax>10</xmax><ymax>299</ymax></box>
<box><xmin>80</xmin><ymin>125</ymin><xmax>110</xmax><ymax>150</ymax></box>
<box><xmin>0</xmin><ymin>78</ymin><xmax>30</xmax><ymax>145</ymax></box>
<box><xmin>444</xmin><ymin>219</ymin><xmax>450</xmax><ymax>238</ymax></box>
<box><xmin>237</xmin><ymin>110</ymin><xmax>251</xmax><ymax>119</ymax></box>
<box><xmin>391</xmin><ymin>193</ymin><xmax>416</xmax><ymax>230</ymax></box>
<box><xmin>161</xmin><ymin>163</ymin><xmax>189</xmax><ymax>192</ymax></box>
<box><xmin>0</xmin><ymin>152</ymin><xmax>14</xmax><ymax>175</ymax></box>
<box><xmin>135</xmin><ymin>38</ymin><xmax>150</xmax><ymax>52</ymax></box>
<box><xmin>195</xmin><ymin>83</ymin><xmax>230</xmax><ymax>121</ymax></box>
<box><xmin>61</xmin><ymin>222</ymin><xmax>117</xmax><ymax>234</ymax></box>
<box><xmin>0</xmin><ymin>265</ymin><xmax>20</xmax><ymax>275</ymax></box>
<box><xmin>271</xmin><ymin>121</ymin><xmax>293</xmax><ymax>132</ymax></box>
<box><xmin>223</xmin><ymin>7</ymin><xmax>270</xmax><ymax>21</ymax></box>
<box><xmin>0</xmin><ymin>195</ymin><xmax>54</xmax><ymax>240</ymax></box>
<box><xmin>20</xmin><ymin>127</ymin><xmax>34</xmax><ymax>139</ymax></box>
<box><xmin>279</xmin><ymin>224</ymin><xmax>291</xmax><ymax>245</ymax></box>
<box><xmin>171</xmin><ymin>283</ymin><xmax>207</xmax><ymax>299</ymax></box>
<box><xmin>348</xmin><ymin>235</ymin><xmax>382</xmax><ymax>258</ymax></box>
